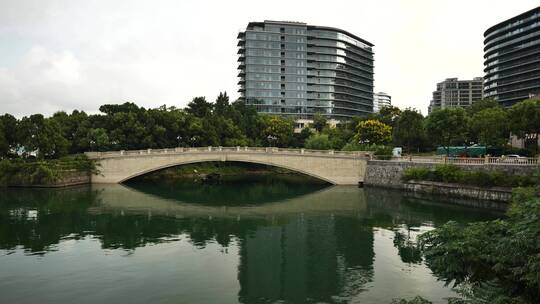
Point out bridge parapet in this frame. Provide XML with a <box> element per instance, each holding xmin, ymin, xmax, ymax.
<box><xmin>84</xmin><ymin>147</ymin><xmax>371</xmax><ymax>185</ymax></box>
<box><xmin>85</xmin><ymin>146</ymin><xmax>373</xmax><ymax>160</ymax></box>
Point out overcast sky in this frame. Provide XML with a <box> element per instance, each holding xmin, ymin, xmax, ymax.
<box><xmin>0</xmin><ymin>0</ymin><xmax>537</xmax><ymax>117</ymax></box>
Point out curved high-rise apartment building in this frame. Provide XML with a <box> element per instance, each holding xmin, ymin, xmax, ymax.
<box><xmin>238</xmin><ymin>21</ymin><xmax>374</xmax><ymax>120</ymax></box>
<box><xmin>483</xmin><ymin>6</ymin><xmax>540</xmax><ymax>107</ymax></box>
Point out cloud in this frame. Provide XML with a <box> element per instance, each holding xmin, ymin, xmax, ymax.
<box><xmin>0</xmin><ymin>0</ymin><xmax>538</xmax><ymax>117</ymax></box>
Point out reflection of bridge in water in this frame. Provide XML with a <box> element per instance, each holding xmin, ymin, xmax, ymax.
<box><xmin>89</xmin><ymin>184</ymin><xmax>367</xmax><ymax>219</ymax></box>
<box><xmin>0</xmin><ymin>185</ymin><xmax>499</xmax><ymax>304</ymax></box>
<box><xmin>91</xmin><ymin>184</ymin><xmax>374</xmax><ymax>303</ymax></box>
<box><xmin>85</xmin><ymin>147</ymin><xmax>371</xmax><ymax>185</ymax></box>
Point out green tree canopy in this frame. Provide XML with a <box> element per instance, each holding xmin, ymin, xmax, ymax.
<box><xmin>261</xmin><ymin>116</ymin><xmax>294</xmax><ymax>147</ymax></box>
<box><xmin>355</xmin><ymin>119</ymin><xmax>392</xmax><ymax>145</ymax></box>
<box><xmin>377</xmin><ymin>105</ymin><xmax>402</xmax><ymax>128</ymax></box>
<box><xmin>0</xmin><ymin>114</ymin><xmax>18</xmax><ymax>151</ymax></box>
<box><xmin>425</xmin><ymin>108</ymin><xmax>469</xmax><ymax>155</ymax></box>
<box><xmin>304</xmin><ymin>133</ymin><xmax>332</xmax><ymax>150</ymax></box>
<box><xmin>0</xmin><ymin>120</ymin><xmax>8</xmax><ymax>157</ymax></box>
<box><xmin>17</xmin><ymin>115</ymin><xmax>69</xmax><ymax>158</ymax></box>
<box><xmin>393</xmin><ymin>109</ymin><xmax>425</xmax><ymax>153</ymax></box>
<box><xmin>186</xmin><ymin>96</ymin><xmax>213</xmax><ymax>118</ymax></box>
<box><xmin>99</xmin><ymin>102</ymin><xmax>142</xmax><ymax>115</ymax></box>
<box><xmin>508</xmin><ymin>98</ymin><xmax>540</xmax><ymax>154</ymax></box>
<box><xmin>470</xmin><ymin>107</ymin><xmax>509</xmax><ymax>147</ymax></box>
<box><xmin>467</xmin><ymin>98</ymin><xmax>500</xmax><ymax>115</ymax></box>
<box><xmin>311</xmin><ymin>113</ymin><xmax>327</xmax><ymax>133</ymax></box>
<box><xmin>420</xmin><ymin>188</ymin><xmax>540</xmax><ymax>303</ymax></box>
<box><xmin>214</xmin><ymin>92</ymin><xmax>230</xmax><ymax>117</ymax></box>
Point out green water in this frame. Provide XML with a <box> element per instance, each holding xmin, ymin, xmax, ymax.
<box><xmin>0</xmin><ymin>177</ymin><xmax>500</xmax><ymax>304</ymax></box>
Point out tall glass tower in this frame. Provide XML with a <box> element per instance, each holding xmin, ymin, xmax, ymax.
<box><xmin>238</xmin><ymin>21</ymin><xmax>374</xmax><ymax>121</ymax></box>
<box><xmin>483</xmin><ymin>6</ymin><xmax>540</xmax><ymax>106</ymax></box>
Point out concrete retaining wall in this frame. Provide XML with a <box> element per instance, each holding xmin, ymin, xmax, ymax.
<box><xmin>364</xmin><ymin>160</ymin><xmax>537</xmax><ymax>203</ymax></box>
<box><xmin>365</xmin><ymin>160</ymin><xmax>537</xmax><ymax>189</ymax></box>
<box><xmin>403</xmin><ymin>180</ymin><xmax>512</xmax><ymax>203</ymax></box>
<box><xmin>8</xmin><ymin>171</ymin><xmax>91</xmax><ymax>188</ymax></box>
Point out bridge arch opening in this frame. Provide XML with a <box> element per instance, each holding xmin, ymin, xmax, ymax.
<box><xmin>119</xmin><ymin>160</ymin><xmax>335</xmax><ymax>185</ymax></box>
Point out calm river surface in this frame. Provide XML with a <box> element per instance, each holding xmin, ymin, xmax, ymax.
<box><xmin>0</xmin><ymin>176</ymin><xmax>500</xmax><ymax>304</ymax></box>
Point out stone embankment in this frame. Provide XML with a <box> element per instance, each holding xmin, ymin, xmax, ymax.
<box><xmin>8</xmin><ymin>171</ymin><xmax>91</xmax><ymax>188</ymax></box>
<box><xmin>364</xmin><ymin>160</ymin><xmax>537</xmax><ymax>203</ymax></box>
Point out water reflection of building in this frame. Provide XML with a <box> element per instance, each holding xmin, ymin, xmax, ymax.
<box><xmin>237</xmin><ymin>215</ymin><xmax>374</xmax><ymax>303</ymax></box>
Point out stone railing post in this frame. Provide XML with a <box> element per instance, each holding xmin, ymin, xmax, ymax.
<box><xmin>266</xmin><ymin>147</ymin><xmax>270</xmax><ymax>153</ymax></box>
<box><xmin>218</xmin><ymin>146</ymin><xmax>222</xmax><ymax>151</ymax></box>
<box><xmin>147</xmin><ymin>149</ymin><xmax>152</xmax><ymax>154</ymax></box>
<box><xmin>208</xmin><ymin>146</ymin><xmax>212</xmax><ymax>151</ymax></box>
<box><xmin>120</xmin><ymin>150</ymin><xmax>125</xmax><ymax>156</ymax></box>
<box><xmin>301</xmin><ymin>148</ymin><xmax>305</xmax><ymax>154</ymax></box>
<box><xmin>485</xmin><ymin>155</ymin><xmax>489</xmax><ymax>164</ymax></box>
<box><xmin>236</xmin><ymin>146</ymin><xmax>240</xmax><ymax>151</ymax></box>
<box><xmin>329</xmin><ymin>150</ymin><xmax>334</xmax><ymax>155</ymax></box>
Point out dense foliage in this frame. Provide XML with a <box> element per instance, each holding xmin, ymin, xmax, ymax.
<box><xmin>418</xmin><ymin>187</ymin><xmax>540</xmax><ymax>303</ymax></box>
<box><xmin>0</xmin><ymin>95</ymin><xmax>538</xmax><ymax>161</ymax></box>
<box><xmin>402</xmin><ymin>165</ymin><xmax>538</xmax><ymax>188</ymax></box>
<box><xmin>0</xmin><ymin>155</ymin><xmax>96</xmax><ymax>186</ymax></box>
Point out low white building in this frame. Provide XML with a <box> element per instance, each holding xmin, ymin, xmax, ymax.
<box><xmin>373</xmin><ymin>92</ymin><xmax>391</xmax><ymax>112</ymax></box>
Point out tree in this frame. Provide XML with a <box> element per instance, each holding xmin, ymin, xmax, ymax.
<box><xmin>393</xmin><ymin>109</ymin><xmax>425</xmax><ymax>153</ymax></box>
<box><xmin>470</xmin><ymin>107</ymin><xmax>509</xmax><ymax>147</ymax></box>
<box><xmin>214</xmin><ymin>92</ymin><xmax>230</xmax><ymax>117</ymax></box>
<box><xmin>419</xmin><ymin>188</ymin><xmax>540</xmax><ymax>303</ymax></box>
<box><xmin>304</xmin><ymin>134</ymin><xmax>332</xmax><ymax>150</ymax></box>
<box><xmin>0</xmin><ymin>114</ymin><xmax>18</xmax><ymax>152</ymax></box>
<box><xmin>377</xmin><ymin>105</ymin><xmax>402</xmax><ymax>128</ymax></box>
<box><xmin>99</xmin><ymin>102</ymin><xmax>142</xmax><ymax>115</ymax></box>
<box><xmin>186</xmin><ymin>96</ymin><xmax>213</xmax><ymax>118</ymax></box>
<box><xmin>17</xmin><ymin>115</ymin><xmax>69</xmax><ymax>158</ymax></box>
<box><xmin>0</xmin><ymin>120</ymin><xmax>8</xmax><ymax>157</ymax></box>
<box><xmin>425</xmin><ymin>108</ymin><xmax>468</xmax><ymax>155</ymax></box>
<box><xmin>467</xmin><ymin>98</ymin><xmax>499</xmax><ymax>115</ymax></box>
<box><xmin>84</xmin><ymin>128</ymin><xmax>111</xmax><ymax>151</ymax></box>
<box><xmin>261</xmin><ymin>116</ymin><xmax>294</xmax><ymax>147</ymax></box>
<box><xmin>311</xmin><ymin>113</ymin><xmax>327</xmax><ymax>133</ymax></box>
<box><xmin>508</xmin><ymin>98</ymin><xmax>540</xmax><ymax>154</ymax></box>
<box><xmin>291</xmin><ymin>127</ymin><xmax>313</xmax><ymax>148</ymax></box>
<box><xmin>355</xmin><ymin>119</ymin><xmax>392</xmax><ymax>145</ymax></box>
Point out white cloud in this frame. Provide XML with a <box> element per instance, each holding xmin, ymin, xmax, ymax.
<box><xmin>0</xmin><ymin>0</ymin><xmax>538</xmax><ymax>117</ymax></box>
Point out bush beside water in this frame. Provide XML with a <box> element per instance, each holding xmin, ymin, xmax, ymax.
<box><xmin>0</xmin><ymin>155</ymin><xmax>96</xmax><ymax>186</ymax></box>
<box><xmin>402</xmin><ymin>164</ymin><xmax>538</xmax><ymax>188</ymax></box>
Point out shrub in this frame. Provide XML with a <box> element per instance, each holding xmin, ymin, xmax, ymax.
<box><xmin>0</xmin><ymin>155</ymin><xmax>97</xmax><ymax>187</ymax></box>
<box><xmin>402</xmin><ymin>165</ymin><xmax>538</xmax><ymax>188</ymax></box>
<box><xmin>374</xmin><ymin>146</ymin><xmax>393</xmax><ymax>160</ymax></box>
<box><xmin>304</xmin><ymin>134</ymin><xmax>332</xmax><ymax>150</ymax></box>
<box><xmin>402</xmin><ymin>167</ymin><xmax>431</xmax><ymax>181</ymax></box>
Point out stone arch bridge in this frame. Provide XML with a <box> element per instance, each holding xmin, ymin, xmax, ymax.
<box><xmin>85</xmin><ymin>147</ymin><xmax>371</xmax><ymax>185</ymax></box>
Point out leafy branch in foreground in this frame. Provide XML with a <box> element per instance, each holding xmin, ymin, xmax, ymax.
<box><xmin>418</xmin><ymin>187</ymin><xmax>540</xmax><ymax>304</ymax></box>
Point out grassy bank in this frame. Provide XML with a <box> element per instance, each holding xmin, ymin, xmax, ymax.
<box><xmin>403</xmin><ymin>164</ymin><xmax>538</xmax><ymax>188</ymax></box>
<box><xmin>0</xmin><ymin>155</ymin><xmax>97</xmax><ymax>187</ymax></box>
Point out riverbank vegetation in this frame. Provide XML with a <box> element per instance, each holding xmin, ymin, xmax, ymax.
<box><xmin>131</xmin><ymin>161</ymin><xmax>309</xmax><ymax>184</ymax></box>
<box><xmin>402</xmin><ymin>165</ymin><xmax>539</xmax><ymax>188</ymax></box>
<box><xmin>0</xmin><ymin>94</ymin><xmax>538</xmax><ymax>161</ymax></box>
<box><xmin>0</xmin><ymin>155</ymin><xmax>96</xmax><ymax>186</ymax></box>
<box><xmin>417</xmin><ymin>187</ymin><xmax>540</xmax><ymax>304</ymax></box>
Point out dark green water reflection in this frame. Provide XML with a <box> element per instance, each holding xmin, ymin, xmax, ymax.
<box><xmin>0</xmin><ymin>181</ymin><xmax>500</xmax><ymax>304</ymax></box>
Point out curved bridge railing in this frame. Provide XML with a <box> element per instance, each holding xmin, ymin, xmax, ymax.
<box><xmin>85</xmin><ymin>146</ymin><xmax>373</xmax><ymax>159</ymax></box>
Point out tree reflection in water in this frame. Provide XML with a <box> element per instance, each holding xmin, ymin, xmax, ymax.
<box><xmin>0</xmin><ymin>184</ymin><xmax>500</xmax><ymax>303</ymax></box>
